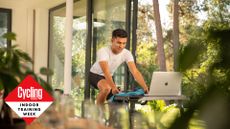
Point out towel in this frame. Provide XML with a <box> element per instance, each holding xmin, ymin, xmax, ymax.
<box><xmin>109</xmin><ymin>88</ymin><xmax>145</xmax><ymax>103</ymax></box>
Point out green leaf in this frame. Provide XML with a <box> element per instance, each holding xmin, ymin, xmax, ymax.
<box><xmin>0</xmin><ymin>73</ymin><xmax>19</xmax><ymax>95</ymax></box>
<box><xmin>40</xmin><ymin>67</ymin><xmax>54</xmax><ymax>76</ymax></box>
<box><xmin>2</xmin><ymin>32</ymin><xmax>16</xmax><ymax>41</ymax></box>
<box><xmin>178</xmin><ymin>43</ymin><xmax>205</xmax><ymax>72</ymax></box>
<box><xmin>15</xmin><ymin>49</ymin><xmax>33</xmax><ymax>63</ymax></box>
<box><xmin>0</xmin><ymin>79</ymin><xmax>3</xmax><ymax>90</ymax></box>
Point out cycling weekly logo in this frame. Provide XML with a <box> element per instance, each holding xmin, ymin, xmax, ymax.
<box><xmin>5</xmin><ymin>75</ymin><xmax>53</xmax><ymax>124</ymax></box>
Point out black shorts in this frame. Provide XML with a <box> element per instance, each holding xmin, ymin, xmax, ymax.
<box><xmin>89</xmin><ymin>72</ymin><xmax>113</xmax><ymax>100</ymax></box>
<box><xmin>89</xmin><ymin>72</ymin><xmax>105</xmax><ymax>89</ymax></box>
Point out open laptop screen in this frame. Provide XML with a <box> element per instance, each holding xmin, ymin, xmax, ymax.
<box><xmin>147</xmin><ymin>72</ymin><xmax>182</xmax><ymax>96</ymax></box>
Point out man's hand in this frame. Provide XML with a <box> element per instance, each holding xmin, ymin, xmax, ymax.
<box><xmin>111</xmin><ymin>87</ymin><xmax>120</xmax><ymax>95</ymax></box>
<box><xmin>127</xmin><ymin>62</ymin><xmax>149</xmax><ymax>94</ymax></box>
<box><xmin>143</xmin><ymin>86</ymin><xmax>149</xmax><ymax>94</ymax></box>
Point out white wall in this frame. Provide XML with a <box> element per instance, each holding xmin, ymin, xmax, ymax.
<box><xmin>12</xmin><ymin>8</ymin><xmax>32</xmax><ymax>56</ymax></box>
<box><xmin>34</xmin><ymin>8</ymin><xmax>49</xmax><ymax>79</ymax></box>
<box><xmin>0</xmin><ymin>1</ymin><xmax>31</xmax><ymax>55</ymax></box>
<box><xmin>0</xmin><ymin>0</ymin><xmax>64</xmax><ymax>80</ymax></box>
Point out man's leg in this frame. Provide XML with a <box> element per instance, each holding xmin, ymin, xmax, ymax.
<box><xmin>97</xmin><ymin>79</ymin><xmax>111</xmax><ymax>105</ymax></box>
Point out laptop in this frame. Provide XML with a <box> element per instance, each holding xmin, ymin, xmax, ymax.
<box><xmin>140</xmin><ymin>72</ymin><xmax>184</xmax><ymax>101</ymax></box>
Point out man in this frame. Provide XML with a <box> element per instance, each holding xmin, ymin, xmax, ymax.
<box><xmin>89</xmin><ymin>28</ymin><xmax>149</xmax><ymax>105</ymax></box>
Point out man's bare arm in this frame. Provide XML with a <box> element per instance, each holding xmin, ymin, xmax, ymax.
<box><xmin>99</xmin><ymin>61</ymin><xmax>119</xmax><ymax>94</ymax></box>
<box><xmin>127</xmin><ymin>61</ymin><xmax>149</xmax><ymax>93</ymax></box>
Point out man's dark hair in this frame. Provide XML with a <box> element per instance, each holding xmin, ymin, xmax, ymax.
<box><xmin>112</xmin><ymin>28</ymin><xmax>128</xmax><ymax>38</ymax></box>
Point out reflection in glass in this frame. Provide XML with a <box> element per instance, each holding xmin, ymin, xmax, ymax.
<box><xmin>0</xmin><ymin>9</ymin><xmax>11</xmax><ymax>47</ymax></box>
<box><xmin>48</xmin><ymin>0</ymin><xmax>129</xmax><ymax>117</ymax></box>
<box><xmin>108</xmin><ymin>104</ymin><xmax>130</xmax><ymax>129</ymax></box>
<box><xmin>93</xmin><ymin>0</ymin><xmax>127</xmax><ymax>89</ymax></box>
<box><xmin>49</xmin><ymin>0</ymin><xmax>86</xmax><ymax>116</ymax></box>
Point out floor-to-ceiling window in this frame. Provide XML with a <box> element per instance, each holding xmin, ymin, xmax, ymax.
<box><xmin>136</xmin><ymin>0</ymin><xmax>158</xmax><ymax>86</ymax></box>
<box><xmin>0</xmin><ymin>8</ymin><xmax>12</xmax><ymax>47</ymax></box>
<box><xmin>48</xmin><ymin>0</ymin><xmax>87</xmax><ymax>116</ymax></box>
<box><xmin>93</xmin><ymin>0</ymin><xmax>127</xmax><ymax>89</ymax></box>
<box><xmin>48</xmin><ymin>0</ymin><xmax>131</xmax><ymax>115</ymax></box>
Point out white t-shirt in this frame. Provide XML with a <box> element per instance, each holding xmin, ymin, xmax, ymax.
<box><xmin>90</xmin><ymin>46</ymin><xmax>134</xmax><ymax>76</ymax></box>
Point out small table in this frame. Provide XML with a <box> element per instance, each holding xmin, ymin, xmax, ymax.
<box><xmin>139</xmin><ymin>95</ymin><xmax>187</xmax><ymax>100</ymax></box>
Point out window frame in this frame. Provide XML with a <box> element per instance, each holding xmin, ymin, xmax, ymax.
<box><xmin>0</xmin><ymin>8</ymin><xmax>12</xmax><ymax>47</ymax></box>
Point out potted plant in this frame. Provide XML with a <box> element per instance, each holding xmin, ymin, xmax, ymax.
<box><xmin>0</xmin><ymin>32</ymin><xmax>53</xmax><ymax>129</ymax></box>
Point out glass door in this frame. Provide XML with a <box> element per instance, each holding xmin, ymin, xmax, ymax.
<box><xmin>48</xmin><ymin>0</ymin><xmax>87</xmax><ymax>116</ymax></box>
<box><xmin>93</xmin><ymin>0</ymin><xmax>127</xmax><ymax>89</ymax></box>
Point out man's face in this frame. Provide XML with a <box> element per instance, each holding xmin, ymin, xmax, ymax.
<box><xmin>111</xmin><ymin>37</ymin><xmax>127</xmax><ymax>54</ymax></box>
